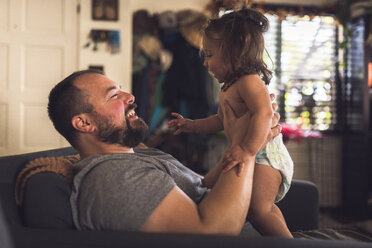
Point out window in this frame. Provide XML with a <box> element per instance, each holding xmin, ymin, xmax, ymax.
<box><xmin>264</xmin><ymin>14</ymin><xmax>338</xmax><ymax>131</ymax></box>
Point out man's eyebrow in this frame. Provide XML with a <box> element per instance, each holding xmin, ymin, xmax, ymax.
<box><xmin>105</xmin><ymin>86</ymin><xmax>118</xmax><ymax>96</ymax></box>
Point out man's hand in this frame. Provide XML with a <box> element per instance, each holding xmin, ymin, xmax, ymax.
<box><xmin>168</xmin><ymin>113</ymin><xmax>195</xmax><ymax>135</ymax></box>
<box><xmin>220</xmin><ymin>102</ymin><xmax>253</xmax><ymax>176</ymax></box>
<box><xmin>264</xmin><ymin>93</ymin><xmax>281</xmax><ymax>150</ymax></box>
<box><xmin>221</xmin><ymin>94</ymin><xmax>282</xmax><ymax>176</ymax></box>
<box><xmin>221</xmin><ymin>145</ymin><xmax>251</xmax><ymax>176</ymax></box>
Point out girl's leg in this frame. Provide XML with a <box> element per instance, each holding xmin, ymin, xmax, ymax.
<box><xmin>247</xmin><ymin>163</ymin><xmax>293</xmax><ymax>237</ymax></box>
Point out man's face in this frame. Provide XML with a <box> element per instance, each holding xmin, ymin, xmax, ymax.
<box><xmin>75</xmin><ymin>73</ymin><xmax>148</xmax><ymax>147</ymax></box>
<box><xmin>93</xmin><ymin>108</ymin><xmax>148</xmax><ymax>148</ymax></box>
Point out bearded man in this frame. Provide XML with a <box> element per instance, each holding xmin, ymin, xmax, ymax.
<box><xmin>47</xmin><ymin>70</ymin><xmax>281</xmax><ymax>236</ymax></box>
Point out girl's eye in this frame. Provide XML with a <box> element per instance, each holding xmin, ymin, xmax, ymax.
<box><xmin>201</xmin><ymin>51</ymin><xmax>212</xmax><ymax>59</ymax></box>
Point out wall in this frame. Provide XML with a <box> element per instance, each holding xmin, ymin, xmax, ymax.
<box><xmin>131</xmin><ymin>0</ymin><xmax>210</xmax><ymax>13</ymax></box>
<box><xmin>78</xmin><ymin>0</ymin><xmax>338</xmax><ymax>92</ymax></box>
<box><xmin>79</xmin><ymin>0</ymin><xmax>132</xmax><ymax>92</ymax></box>
<box><xmin>78</xmin><ymin>0</ymin><xmax>210</xmax><ymax>93</ymax></box>
<box><xmin>253</xmin><ymin>0</ymin><xmax>337</xmax><ymax>6</ymax></box>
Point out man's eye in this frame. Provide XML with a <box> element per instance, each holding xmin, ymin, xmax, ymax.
<box><xmin>206</xmin><ymin>54</ymin><xmax>212</xmax><ymax>58</ymax></box>
<box><xmin>111</xmin><ymin>94</ymin><xmax>118</xmax><ymax>99</ymax></box>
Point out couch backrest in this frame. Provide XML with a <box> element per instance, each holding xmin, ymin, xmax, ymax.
<box><xmin>0</xmin><ymin>147</ymin><xmax>77</xmax><ymax>184</ymax></box>
<box><xmin>0</xmin><ymin>147</ymin><xmax>78</xmax><ymax>230</ymax></box>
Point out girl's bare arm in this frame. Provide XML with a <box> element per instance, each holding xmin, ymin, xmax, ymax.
<box><xmin>168</xmin><ymin>113</ymin><xmax>223</xmax><ymax>135</ymax></box>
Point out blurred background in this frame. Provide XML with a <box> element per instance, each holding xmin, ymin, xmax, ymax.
<box><xmin>0</xmin><ymin>0</ymin><xmax>371</xmax><ymax>229</ymax></box>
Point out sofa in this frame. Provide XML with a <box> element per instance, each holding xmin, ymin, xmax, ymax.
<box><xmin>0</xmin><ymin>147</ymin><xmax>371</xmax><ymax>248</ymax></box>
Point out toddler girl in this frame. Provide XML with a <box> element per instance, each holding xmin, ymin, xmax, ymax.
<box><xmin>168</xmin><ymin>8</ymin><xmax>294</xmax><ymax>237</ymax></box>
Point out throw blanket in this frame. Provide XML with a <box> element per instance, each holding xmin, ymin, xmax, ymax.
<box><xmin>294</xmin><ymin>228</ymin><xmax>372</xmax><ymax>242</ymax></box>
<box><xmin>14</xmin><ymin>155</ymin><xmax>80</xmax><ymax>205</ymax></box>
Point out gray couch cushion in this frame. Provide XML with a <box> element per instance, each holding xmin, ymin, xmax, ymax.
<box><xmin>22</xmin><ymin>172</ymin><xmax>74</xmax><ymax>229</ymax></box>
<box><xmin>0</xmin><ymin>201</ymin><xmax>14</xmax><ymax>248</ymax></box>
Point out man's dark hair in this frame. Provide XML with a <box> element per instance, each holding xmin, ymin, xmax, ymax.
<box><xmin>47</xmin><ymin>70</ymin><xmax>103</xmax><ymax>146</ymax></box>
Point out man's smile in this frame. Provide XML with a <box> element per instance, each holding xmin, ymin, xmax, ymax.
<box><xmin>126</xmin><ymin>109</ymin><xmax>138</xmax><ymax>120</ymax></box>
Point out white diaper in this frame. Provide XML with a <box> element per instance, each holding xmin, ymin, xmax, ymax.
<box><xmin>255</xmin><ymin>133</ymin><xmax>294</xmax><ymax>202</ymax></box>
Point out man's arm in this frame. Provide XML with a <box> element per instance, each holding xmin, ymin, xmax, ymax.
<box><xmin>201</xmin><ymin>118</ymin><xmax>281</xmax><ymax>189</ymax></box>
<box><xmin>226</xmin><ymin>76</ymin><xmax>273</xmax><ymax>156</ymax></box>
<box><xmin>139</xmin><ymin>94</ymin><xmax>280</xmax><ymax>235</ymax></box>
<box><xmin>202</xmin><ymin>96</ymin><xmax>281</xmax><ymax>188</ymax></box>
<box><xmin>140</xmin><ymin>157</ymin><xmax>255</xmax><ymax>235</ymax></box>
<box><xmin>140</xmin><ymin>102</ymin><xmax>255</xmax><ymax>235</ymax></box>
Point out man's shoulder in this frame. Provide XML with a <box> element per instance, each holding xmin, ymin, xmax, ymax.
<box><xmin>72</xmin><ymin>152</ymin><xmax>176</xmax><ymax>198</ymax></box>
<box><xmin>73</xmin><ymin>153</ymin><xmax>151</xmax><ymax>178</ymax></box>
<box><xmin>82</xmin><ymin>152</ymin><xmax>157</xmax><ymax>166</ymax></box>
<box><xmin>133</xmin><ymin>147</ymin><xmax>166</xmax><ymax>155</ymax></box>
<box><xmin>70</xmin><ymin>151</ymin><xmax>176</xmax><ymax>232</ymax></box>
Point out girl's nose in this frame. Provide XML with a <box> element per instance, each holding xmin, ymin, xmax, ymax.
<box><xmin>203</xmin><ymin>59</ymin><xmax>208</xmax><ymax>68</ymax></box>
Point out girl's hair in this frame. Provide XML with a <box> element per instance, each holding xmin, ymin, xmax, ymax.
<box><xmin>202</xmin><ymin>8</ymin><xmax>272</xmax><ymax>85</ymax></box>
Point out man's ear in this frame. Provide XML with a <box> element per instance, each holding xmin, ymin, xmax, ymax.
<box><xmin>71</xmin><ymin>114</ymin><xmax>96</xmax><ymax>133</ymax></box>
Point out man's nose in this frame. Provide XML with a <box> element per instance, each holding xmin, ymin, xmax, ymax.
<box><xmin>123</xmin><ymin>92</ymin><xmax>135</xmax><ymax>105</ymax></box>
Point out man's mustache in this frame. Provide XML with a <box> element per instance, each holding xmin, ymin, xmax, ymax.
<box><xmin>127</xmin><ymin>103</ymin><xmax>137</xmax><ymax>111</ymax></box>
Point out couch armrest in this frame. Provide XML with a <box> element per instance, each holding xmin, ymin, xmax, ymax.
<box><xmin>277</xmin><ymin>179</ymin><xmax>318</xmax><ymax>232</ymax></box>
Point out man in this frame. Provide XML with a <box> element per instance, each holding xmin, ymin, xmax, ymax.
<box><xmin>48</xmin><ymin>70</ymin><xmax>281</xmax><ymax>236</ymax></box>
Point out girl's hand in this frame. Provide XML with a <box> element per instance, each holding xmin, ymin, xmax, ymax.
<box><xmin>168</xmin><ymin>113</ymin><xmax>195</xmax><ymax>135</ymax></box>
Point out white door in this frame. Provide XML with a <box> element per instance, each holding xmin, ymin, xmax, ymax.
<box><xmin>0</xmin><ymin>0</ymin><xmax>78</xmax><ymax>156</ymax></box>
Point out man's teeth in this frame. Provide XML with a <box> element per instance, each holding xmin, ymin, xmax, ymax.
<box><xmin>126</xmin><ymin>110</ymin><xmax>136</xmax><ymax>118</ymax></box>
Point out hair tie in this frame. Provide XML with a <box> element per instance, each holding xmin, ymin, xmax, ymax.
<box><xmin>234</xmin><ymin>9</ymin><xmax>268</xmax><ymax>32</ymax></box>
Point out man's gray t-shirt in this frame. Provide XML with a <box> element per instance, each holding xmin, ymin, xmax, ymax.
<box><xmin>70</xmin><ymin>148</ymin><xmax>208</xmax><ymax>231</ymax></box>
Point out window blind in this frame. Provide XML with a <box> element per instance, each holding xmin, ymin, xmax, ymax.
<box><xmin>264</xmin><ymin>14</ymin><xmax>338</xmax><ymax>131</ymax></box>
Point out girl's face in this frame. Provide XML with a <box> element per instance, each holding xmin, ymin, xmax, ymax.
<box><xmin>202</xmin><ymin>36</ymin><xmax>225</xmax><ymax>83</ymax></box>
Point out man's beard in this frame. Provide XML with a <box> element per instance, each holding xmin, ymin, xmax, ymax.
<box><xmin>94</xmin><ymin>112</ymin><xmax>148</xmax><ymax>148</ymax></box>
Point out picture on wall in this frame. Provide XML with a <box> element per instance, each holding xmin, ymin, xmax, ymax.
<box><xmin>92</xmin><ymin>0</ymin><xmax>119</xmax><ymax>21</ymax></box>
